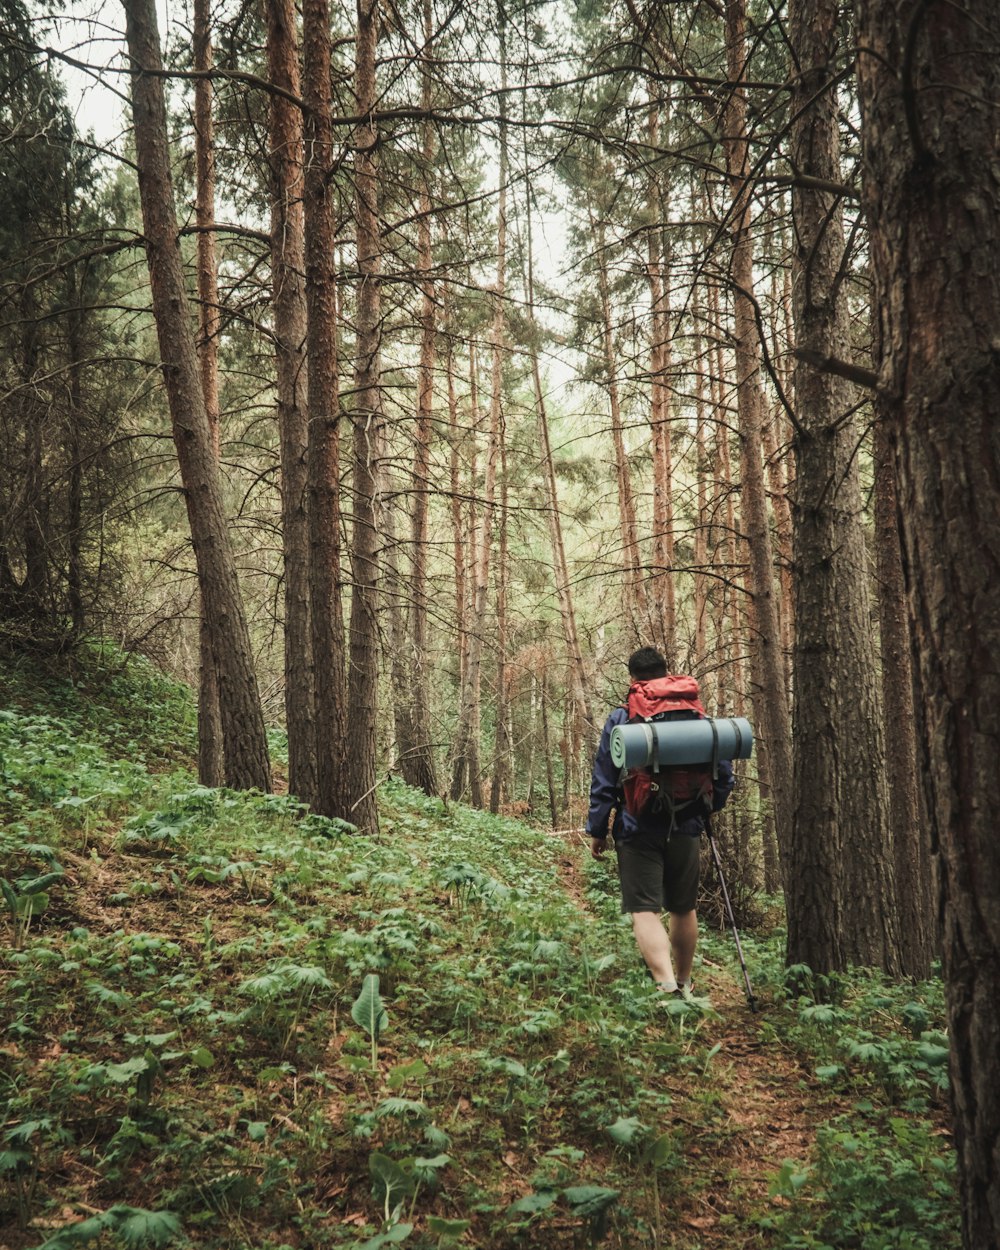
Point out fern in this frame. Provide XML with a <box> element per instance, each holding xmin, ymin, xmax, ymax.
<box><xmin>31</xmin><ymin>1205</ymin><xmax>182</xmax><ymax>1250</ymax></box>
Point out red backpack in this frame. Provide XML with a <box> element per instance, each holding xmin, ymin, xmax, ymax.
<box><xmin>620</xmin><ymin>675</ymin><xmax>716</xmax><ymax>828</ymax></box>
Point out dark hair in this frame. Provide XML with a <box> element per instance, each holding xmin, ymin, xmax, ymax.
<box><xmin>628</xmin><ymin>646</ymin><xmax>668</xmax><ymax>680</ymax></box>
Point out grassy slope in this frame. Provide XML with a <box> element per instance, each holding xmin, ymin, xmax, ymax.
<box><xmin>0</xmin><ymin>651</ymin><xmax>959</xmax><ymax>1250</ymax></box>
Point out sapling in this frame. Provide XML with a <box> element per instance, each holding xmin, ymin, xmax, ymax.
<box><xmin>352</xmin><ymin>973</ymin><xmax>389</xmax><ymax>1069</ymax></box>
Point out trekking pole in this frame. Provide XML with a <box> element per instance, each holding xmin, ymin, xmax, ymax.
<box><xmin>704</xmin><ymin>816</ymin><xmax>757</xmax><ymax>1013</ymax></box>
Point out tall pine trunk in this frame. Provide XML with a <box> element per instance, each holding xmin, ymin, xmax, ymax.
<box><xmin>302</xmin><ymin>0</ymin><xmax>349</xmax><ymax>819</ymax></box>
<box><xmin>595</xmin><ymin>226</ymin><xmax>646</xmax><ymax>642</ymax></box>
<box><xmin>722</xmin><ymin>0</ymin><xmax>792</xmax><ymax>865</ymax></box>
<box><xmin>785</xmin><ymin>0</ymin><xmax>898</xmax><ymax>974</ymax></box>
<box><xmin>874</xmin><ymin>415</ymin><xmax>933</xmax><ymax>977</ymax></box>
<box><xmin>854</xmin><ymin>2</ymin><xmax>1000</xmax><ymax>1239</ymax></box>
<box><xmin>266</xmin><ymin>0</ymin><xmax>316</xmax><ymax>804</ymax></box>
<box><xmin>124</xmin><ymin>0</ymin><xmax>270</xmax><ymax>792</ymax></box>
<box><xmin>404</xmin><ymin>0</ymin><xmax>438</xmax><ymax>796</ymax></box>
<box><xmin>193</xmin><ymin>0</ymin><xmax>224</xmax><ymax>787</ymax></box>
<box><xmin>348</xmin><ymin>0</ymin><xmax>384</xmax><ymax>834</ymax></box>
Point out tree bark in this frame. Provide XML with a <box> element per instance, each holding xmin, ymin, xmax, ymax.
<box><xmin>722</xmin><ymin>0</ymin><xmax>792</xmax><ymax>867</ymax></box>
<box><xmin>595</xmin><ymin>225</ymin><xmax>646</xmax><ymax>643</ymax></box>
<box><xmin>302</xmin><ymin>0</ymin><xmax>350</xmax><ymax>820</ymax></box>
<box><xmin>266</xmin><ymin>0</ymin><xmax>316</xmax><ymax>804</ymax></box>
<box><xmin>874</xmin><ymin>414</ymin><xmax>933</xmax><ymax>977</ymax></box>
<box><xmin>123</xmin><ymin>0</ymin><xmax>270</xmax><ymax>792</ymax></box>
<box><xmin>645</xmin><ymin>101</ymin><xmax>675</xmax><ymax>661</ymax></box>
<box><xmin>786</xmin><ymin>0</ymin><xmax>898</xmax><ymax>975</ymax></box>
<box><xmin>348</xmin><ymin>0</ymin><xmax>384</xmax><ymax>834</ymax></box>
<box><xmin>854</xmin><ymin>2</ymin><xmax>1000</xmax><ymax>1239</ymax></box>
<box><xmin>405</xmin><ymin>0</ymin><xmax>438</xmax><ymax>796</ymax></box>
<box><xmin>192</xmin><ymin>0</ymin><xmax>224</xmax><ymax>788</ymax></box>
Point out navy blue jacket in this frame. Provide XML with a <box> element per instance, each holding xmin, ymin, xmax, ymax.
<box><xmin>586</xmin><ymin>706</ymin><xmax>735</xmax><ymax>841</ymax></box>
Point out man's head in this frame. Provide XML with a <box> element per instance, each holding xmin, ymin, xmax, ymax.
<box><xmin>627</xmin><ymin>646</ymin><xmax>668</xmax><ymax>681</ymax></box>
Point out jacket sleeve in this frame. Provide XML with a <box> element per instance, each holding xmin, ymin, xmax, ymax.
<box><xmin>585</xmin><ymin>712</ymin><xmax>622</xmax><ymax>836</ymax></box>
<box><xmin>711</xmin><ymin>757</ymin><xmax>736</xmax><ymax>812</ymax></box>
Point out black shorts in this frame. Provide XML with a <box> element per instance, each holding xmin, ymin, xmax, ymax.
<box><xmin>615</xmin><ymin>831</ymin><xmax>700</xmax><ymax>914</ymax></box>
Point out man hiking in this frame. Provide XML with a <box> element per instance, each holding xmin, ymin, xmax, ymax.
<box><xmin>586</xmin><ymin>646</ymin><xmax>735</xmax><ymax>999</ymax></box>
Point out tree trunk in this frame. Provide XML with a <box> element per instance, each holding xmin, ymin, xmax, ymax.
<box><xmin>595</xmin><ymin>227</ymin><xmax>646</xmax><ymax>643</ymax></box>
<box><xmin>489</xmin><ymin>437</ymin><xmax>510</xmax><ymax>814</ymax></box>
<box><xmin>405</xmin><ymin>0</ymin><xmax>438</xmax><ymax>796</ymax></box>
<box><xmin>722</xmin><ymin>0</ymin><xmax>792</xmax><ymax>867</ymax></box>
<box><xmin>874</xmin><ymin>414</ymin><xmax>933</xmax><ymax>977</ymax></box>
<box><xmin>348</xmin><ymin>0</ymin><xmax>384</xmax><ymax>835</ymax></box>
<box><xmin>854</xmin><ymin>3</ymin><xmax>1000</xmax><ymax>1239</ymax></box>
<box><xmin>192</xmin><ymin>0</ymin><xmax>224</xmax><ymax>788</ymax></box>
<box><xmin>785</xmin><ymin>0</ymin><xmax>898</xmax><ymax>975</ymax></box>
<box><xmin>302</xmin><ymin>0</ymin><xmax>350</xmax><ymax>819</ymax></box>
<box><xmin>266</xmin><ymin>0</ymin><xmax>316</xmax><ymax>804</ymax></box>
<box><xmin>446</xmin><ymin>326</ymin><xmax>468</xmax><ymax>703</ymax></box>
<box><xmin>450</xmin><ymin>348</ymin><xmax>499</xmax><ymax>807</ymax></box>
<box><xmin>645</xmin><ymin>104</ymin><xmax>675</xmax><ymax>661</ymax></box>
<box><xmin>520</xmin><ymin>136</ymin><xmax>594</xmax><ymax>745</ymax></box>
<box><xmin>124</xmin><ymin>0</ymin><xmax>270</xmax><ymax>792</ymax></box>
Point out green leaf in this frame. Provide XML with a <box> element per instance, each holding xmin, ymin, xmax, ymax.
<box><xmin>413</xmin><ymin>1153</ymin><xmax>449</xmax><ymax>1183</ymax></box>
<box><xmin>247</xmin><ymin>1121</ymin><xmax>268</xmax><ymax>1142</ymax></box>
<box><xmin>104</xmin><ymin>1057</ymin><xmax>152</xmax><ymax>1085</ymax></box>
<box><xmin>643</xmin><ymin>1132</ymin><xmax>675</xmax><ymax>1167</ymax></box>
<box><xmin>426</xmin><ymin>1216</ymin><xmax>471</xmax><ymax>1238</ymax></box>
<box><xmin>606</xmin><ymin>1115</ymin><xmax>644</xmax><ymax>1146</ymax></box>
<box><xmin>815</xmin><ymin>1064</ymin><xmax>844</xmax><ymax>1081</ymax></box>
<box><xmin>369</xmin><ymin>1151</ymin><xmax>415</xmax><ymax>1208</ymax></box>
<box><xmin>22</xmin><ymin>871</ymin><xmax>64</xmax><ymax>896</ymax></box>
<box><xmin>189</xmin><ymin>1046</ymin><xmax>215</xmax><ymax>1069</ymax></box>
<box><xmin>374</xmin><ymin>1097</ymin><xmax>428</xmax><ymax>1121</ymax></box>
<box><xmin>509</xmin><ymin>1190</ymin><xmax>557</xmax><ymax>1215</ymax></box>
<box><xmin>561</xmin><ymin>1185</ymin><xmax>619</xmax><ymax>1217</ymax></box>
<box><xmin>917</xmin><ymin>1041</ymin><xmax>950</xmax><ymax>1068</ymax></box>
<box><xmin>386</xmin><ymin>1058</ymin><xmax>428</xmax><ymax>1089</ymax></box>
<box><xmin>1</xmin><ymin>879</ymin><xmax>18</xmax><ymax>913</ymax></box>
<box><xmin>114</xmin><ymin>1206</ymin><xmax>184</xmax><ymax>1248</ymax></box>
<box><xmin>352</xmin><ymin>973</ymin><xmax>389</xmax><ymax>1041</ymax></box>
<box><xmin>423</xmin><ymin>1123</ymin><xmax>451</xmax><ymax>1150</ymax></box>
<box><xmin>359</xmin><ymin>1224</ymin><xmax>414</xmax><ymax>1249</ymax></box>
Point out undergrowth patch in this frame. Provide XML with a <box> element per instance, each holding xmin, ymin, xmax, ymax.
<box><xmin>0</xmin><ymin>655</ymin><xmax>959</xmax><ymax>1250</ymax></box>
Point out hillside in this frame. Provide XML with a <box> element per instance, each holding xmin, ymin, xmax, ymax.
<box><xmin>0</xmin><ymin>652</ymin><xmax>957</xmax><ymax>1249</ymax></box>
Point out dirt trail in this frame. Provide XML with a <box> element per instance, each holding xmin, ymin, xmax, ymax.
<box><xmin>551</xmin><ymin>836</ymin><xmax>820</xmax><ymax>1247</ymax></box>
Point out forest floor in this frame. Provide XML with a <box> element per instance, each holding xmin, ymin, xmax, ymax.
<box><xmin>0</xmin><ymin>650</ymin><xmax>959</xmax><ymax>1250</ymax></box>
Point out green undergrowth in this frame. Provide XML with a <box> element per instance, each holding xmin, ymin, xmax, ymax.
<box><xmin>0</xmin><ymin>655</ymin><xmax>959</xmax><ymax>1250</ymax></box>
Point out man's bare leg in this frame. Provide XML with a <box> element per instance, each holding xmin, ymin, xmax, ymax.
<box><xmin>631</xmin><ymin>911</ymin><xmax>676</xmax><ymax>987</ymax></box>
<box><xmin>669</xmin><ymin>909</ymin><xmax>698</xmax><ymax>986</ymax></box>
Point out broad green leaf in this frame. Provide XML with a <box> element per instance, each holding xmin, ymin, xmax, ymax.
<box><xmin>509</xmin><ymin>1190</ymin><xmax>557</xmax><ymax>1215</ymax></box>
<box><xmin>359</xmin><ymin>1224</ymin><xmax>413</xmax><ymax>1249</ymax></box>
<box><xmin>352</xmin><ymin>974</ymin><xmax>389</xmax><ymax>1041</ymax></box>
<box><xmin>0</xmin><ymin>879</ymin><xmax>16</xmax><ymax>913</ymax></box>
<box><xmin>113</xmin><ymin>1206</ymin><xmax>184</xmax><ymax>1249</ymax></box>
<box><xmin>22</xmin><ymin>871</ymin><xmax>64</xmax><ymax>896</ymax></box>
<box><xmin>607</xmin><ymin>1115</ymin><xmax>644</xmax><ymax>1146</ymax></box>
<box><xmin>374</xmin><ymin>1097</ymin><xmax>428</xmax><ymax>1121</ymax></box>
<box><xmin>387</xmin><ymin>1058</ymin><xmax>428</xmax><ymax>1089</ymax></box>
<box><xmin>247</xmin><ymin>1121</ymin><xmax>268</xmax><ymax>1142</ymax></box>
<box><xmin>423</xmin><ymin>1123</ymin><xmax>451</xmax><ymax>1150</ymax></box>
<box><xmin>104</xmin><ymin>1057</ymin><xmax>152</xmax><ymax>1085</ymax></box>
<box><xmin>643</xmin><ymin>1132</ymin><xmax>675</xmax><ymax>1167</ymax></box>
<box><xmin>917</xmin><ymin>1041</ymin><xmax>950</xmax><ymax>1067</ymax></box>
<box><xmin>426</xmin><ymin>1216</ymin><xmax>471</xmax><ymax>1238</ymax></box>
<box><xmin>815</xmin><ymin>1064</ymin><xmax>843</xmax><ymax>1081</ymax></box>
<box><xmin>562</xmin><ymin>1185</ymin><xmax>619</xmax><ymax>1217</ymax></box>
<box><xmin>189</xmin><ymin>1046</ymin><xmax>215</xmax><ymax>1069</ymax></box>
<box><xmin>369</xmin><ymin>1151</ymin><xmax>415</xmax><ymax>1208</ymax></box>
